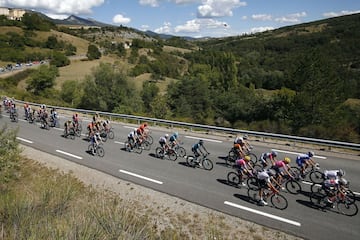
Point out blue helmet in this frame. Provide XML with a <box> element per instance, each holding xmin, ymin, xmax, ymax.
<box><xmin>199</xmin><ymin>139</ymin><xmax>204</xmax><ymax>145</ymax></box>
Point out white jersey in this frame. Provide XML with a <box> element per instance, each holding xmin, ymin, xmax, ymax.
<box><xmin>324</xmin><ymin>170</ymin><xmax>339</xmax><ymax>180</ymax></box>
<box><xmin>257</xmin><ymin>170</ymin><xmax>270</xmax><ymax>181</ymax></box>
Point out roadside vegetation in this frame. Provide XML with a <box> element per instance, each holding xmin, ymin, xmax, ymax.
<box><xmin>0</xmin><ymin>12</ymin><xmax>359</xmax><ymax>143</ymax></box>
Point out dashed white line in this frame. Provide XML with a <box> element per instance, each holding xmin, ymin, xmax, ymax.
<box><xmin>56</xmin><ymin>150</ymin><xmax>83</xmax><ymax>159</ymax></box>
<box><xmin>224</xmin><ymin>201</ymin><xmax>301</xmax><ymax>227</ymax></box>
<box><xmin>119</xmin><ymin>169</ymin><xmax>163</xmax><ymax>185</ymax></box>
<box><xmin>272</xmin><ymin>149</ymin><xmax>327</xmax><ymax>159</ymax></box>
<box><xmin>16</xmin><ymin>137</ymin><xmax>33</xmax><ymax>144</ymax></box>
<box><xmin>185</xmin><ymin>135</ymin><xmax>222</xmax><ymax>143</ymax></box>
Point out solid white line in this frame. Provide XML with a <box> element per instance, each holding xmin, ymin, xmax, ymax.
<box><xmin>185</xmin><ymin>135</ymin><xmax>222</xmax><ymax>143</ymax></box>
<box><xmin>16</xmin><ymin>137</ymin><xmax>33</xmax><ymax>144</ymax></box>
<box><xmin>272</xmin><ymin>149</ymin><xmax>327</xmax><ymax>159</ymax></box>
<box><xmin>56</xmin><ymin>150</ymin><xmax>83</xmax><ymax>159</ymax></box>
<box><xmin>119</xmin><ymin>169</ymin><xmax>163</xmax><ymax>185</ymax></box>
<box><xmin>224</xmin><ymin>201</ymin><xmax>301</xmax><ymax>227</ymax></box>
<box><xmin>114</xmin><ymin>141</ymin><xmax>124</xmax><ymax>144</ymax></box>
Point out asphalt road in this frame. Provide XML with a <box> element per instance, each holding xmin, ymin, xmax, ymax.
<box><xmin>1</xmin><ymin>110</ymin><xmax>359</xmax><ymax>240</ymax></box>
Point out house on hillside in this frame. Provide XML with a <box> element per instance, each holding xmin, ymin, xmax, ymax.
<box><xmin>0</xmin><ymin>7</ymin><xmax>26</xmax><ymax>20</ymax></box>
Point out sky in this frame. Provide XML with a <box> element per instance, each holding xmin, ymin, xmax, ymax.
<box><xmin>1</xmin><ymin>0</ymin><xmax>360</xmax><ymax>38</ymax></box>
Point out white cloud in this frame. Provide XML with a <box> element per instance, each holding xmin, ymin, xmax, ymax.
<box><xmin>174</xmin><ymin>18</ymin><xmax>228</xmax><ymax>33</ymax></box>
<box><xmin>323</xmin><ymin>10</ymin><xmax>360</xmax><ymax>18</ymax></box>
<box><xmin>252</xmin><ymin>14</ymin><xmax>272</xmax><ymax>21</ymax></box>
<box><xmin>112</xmin><ymin>14</ymin><xmax>131</xmax><ymax>24</ymax></box>
<box><xmin>154</xmin><ymin>22</ymin><xmax>172</xmax><ymax>34</ymax></box>
<box><xmin>275</xmin><ymin>11</ymin><xmax>307</xmax><ymax>23</ymax></box>
<box><xmin>139</xmin><ymin>0</ymin><xmax>159</xmax><ymax>7</ymax></box>
<box><xmin>45</xmin><ymin>13</ymin><xmax>69</xmax><ymax>20</ymax></box>
<box><xmin>250</xmin><ymin>26</ymin><xmax>274</xmax><ymax>33</ymax></box>
<box><xmin>197</xmin><ymin>0</ymin><xmax>246</xmax><ymax>18</ymax></box>
<box><xmin>0</xmin><ymin>0</ymin><xmax>104</xmax><ymax>15</ymax></box>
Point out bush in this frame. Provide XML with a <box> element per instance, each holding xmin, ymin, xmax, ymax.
<box><xmin>0</xmin><ymin>125</ymin><xmax>20</xmax><ymax>186</ymax></box>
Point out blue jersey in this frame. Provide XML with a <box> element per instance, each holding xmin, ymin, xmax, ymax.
<box><xmin>169</xmin><ymin>135</ymin><xmax>177</xmax><ymax>142</ymax></box>
<box><xmin>296</xmin><ymin>154</ymin><xmax>310</xmax><ymax>166</ymax></box>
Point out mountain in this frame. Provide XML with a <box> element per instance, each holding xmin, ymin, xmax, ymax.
<box><xmin>52</xmin><ymin>15</ymin><xmax>114</xmax><ymax>28</ymax></box>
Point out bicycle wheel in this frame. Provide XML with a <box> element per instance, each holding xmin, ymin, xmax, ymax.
<box><xmin>155</xmin><ymin>147</ymin><xmax>164</xmax><ymax>158</ymax></box>
<box><xmin>167</xmin><ymin>150</ymin><xmax>178</xmax><ymax>161</ymax></box>
<box><xmin>177</xmin><ymin>146</ymin><xmax>186</xmax><ymax>158</ymax></box>
<box><xmin>146</xmin><ymin>135</ymin><xmax>153</xmax><ymax>145</ymax></box>
<box><xmin>309</xmin><ymin>170</ymin><xmax>324</xmax><ymax>184</ymax></box>
<box><xmin>88</xmin><ymin>144</ymin><xmax>94</xmax><ymax>153</ymax></box>
<box><xmin>133</xmin><ymin>143</ymin><xmax>143</xmax><ymax>154</ymax></box>
<box><xmin>246</xmin><ymin>152</ymin><xmax>258</xmax><ymax>165</ymax></box>
<box><xmin>142</xmin><ymin>141</ymin><xmax>151</xmax><ymax>151</ymax></box>
<box><xmin>75</xmin><ymin>127</ymin><xmax>82</xmax><ymax>137</ymax></box>
<box><xmin>96</xmin><ymin>146</ymin><xmax>105</xmax><ymax>157</ymax></box>
<box><xmin>202</xmin><ymin>158</ymin><xmax>213</xmax><ymax>170</ymax></box>
<box><xmin>186</xmin><ymin>155</ymin><xmax>196</xmax><ymax>167</ymax></box>
<box><xmin>285</xmin><ymin>180</ymin><xmax>302</xmax><ymax>194</ymax></box>
<box><xmin>310</xmin><ymin>189</ymin><xmax>327</xmax><ymax>208</ymax></box>
<box><xmin>246</xmin><ymin>176</ymin><xmax>259</xmax><ymax>190</ymax></box>
<box><xmin>124</xmin><ymin>141</ymin><xmax>131</xmax><ymax>152</ymax></box>
<box><xmin>247</xmin><ymin>188</ymin><xmax>261</xmax><ymax>203</ymax></box>
<box><xmin>227</xmin><ymin>172</ymin><xmax>240</xmax><ymax>185</ymax></box>
<box><xmin>226</xmin><ymin>149</ymin><xmax>237</xmax><ymax>166</ymax></box>
<box><xmin>310</xmin><ymin>183</ymin><xmax>323</xmax><ymax>193</ymax></box>
<box><xmin>108</xmin><ymin>129</ymin><xmax>115</xmax><ymax>139</ymax></box>
<box><xmin>337</xmin><ymin>202</ymin><xmax>358</xmax><ymax>216</ymax></box>
<box><xmin>271</xmin><ymin>194</ymin><xmax>288</xmax><ymax>210</ymax></box>
<box><xmin>344</xmin><ymin>189</ymin><xmax>356</xmax><ymax>205</ymax></box>
<box><xmin>290</xmin><ymin>167</ymin><xmax>302</xmax><ymax>179</ymax></box>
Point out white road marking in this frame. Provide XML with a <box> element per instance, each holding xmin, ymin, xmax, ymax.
<box><xmin>185</xmin><ymin>135</ymin><xmax>222</xmax><ymax>143</ymax></box>
<box><xmin>114</xmin><ymin>141</ymin><xmax>124</xmax><ymax>144</ymax></box>
<box><xmin>56</xmin><ymin>150</ymin><xmax>83</xmax><ymax>159</ymax></box>
<box><xmin>224</xmin><ymin>201</ymin><xmax>301</xmax><ymax>227</ymax></box>
<box><xmin>272</xmin><ymin>149</ymin><xmax>327</xmax><ymax>159</ymax></box>
<box><xmin>119</xmin><ymin>169</ymin><xmax>163</xmax><ymax>185</ymax></box>
<box><xmin>16</xmin><ymin>137</ymin><xmax>33</xmax><ymax>143</ymax></box>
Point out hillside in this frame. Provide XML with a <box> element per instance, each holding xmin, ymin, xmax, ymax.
<box><xmin>1</xmin><ymin>12</ymin><xmax>359</xmax><ymax>143</ymax></box>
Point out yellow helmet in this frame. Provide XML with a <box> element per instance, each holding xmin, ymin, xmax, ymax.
<box><xmin>284</xmin><ymin>157</ymin><xmax>291</xmax><ymax>164</ymax></box>
<box><xmin>244</xmin><ymin>156</ymin><xmax>251</xmax><ymax>162</ymax></box>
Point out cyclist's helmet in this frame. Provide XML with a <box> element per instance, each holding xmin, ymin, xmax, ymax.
<box><xmin>165</xmin><ymin>134</ymin><xmax>169</xmax><ymax>138</ymax></box>
<box><xmin>283</xmin><ymin>157</ymin><xmax>291</xmax><ymax>164</ymax></box>
<box><xmin>199</xmin><ymin>139</ymin><xmax>204</xmax><ymax>145</ymax></box>
<box><xmin>174</xmin><ymin>132</ymin><xmax>178</xmax><ymax>137</ymax></box>
<box><xmin>271</xmin><ymin>151</ymin><xmax>278</xmax><ymax>157</ymax></box>
<box><xmin>244</xmin><ymin>156</ymin><xmax>251</xmax><ymax>162</ymax></box>
<box><xmin>134</xmin><ymin>128</ymin><xmax>137</xmax><ymax>132</ymax></box>
<box><xmin>308</xmin><ymin>151</ymin><xmax>315</xmax><ymax>157</ymax></box>
<box><xmin>243</xmin><ymin>134</ymin><xmax>248</xmax><ymax>140</ymax></box>
<box><xmin>95</xmin><ymin>132</ymin><xmax>100</xmax><ymax>137</ymax></box>
<box><xmin>337</xmin><ymin>169</ymin><xmax>345</xmax><ymax>177</ymax></box>
<box><xmin>144</xmin><ymin>122</ymin><xmax>148</xmax><ymax>127</ymax></box>
<box><xmin>339</xmin><ymin>178</ymin><xmax>348</xmax><ymax>186</ymax></box>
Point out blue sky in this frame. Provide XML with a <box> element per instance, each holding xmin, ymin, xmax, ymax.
<box><xmin>1</xmin><ymin>0</ymin><xmax>359</xmax><ymax>38</ymax></box>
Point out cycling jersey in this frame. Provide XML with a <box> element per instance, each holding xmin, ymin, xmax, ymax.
<box><xmin>324</xmin><ymin>170</ymin><xmax>340</xmax><ymax>180</ymax></box>
<box><xmin>296</xmin><ymin>154</ymin><xmax>311</xmax><ymax>167</ymax></box>
<box><xmin>169</xmin><ymin>135</ymin><xmax>177</xmax><ymax>142</ymax></box>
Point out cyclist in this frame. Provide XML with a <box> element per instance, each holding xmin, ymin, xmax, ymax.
<box><xmin>234</xmin><ymin>155</ymin><xmax>254</xmax><ymax>186</ymax></box>
<box><xmin>169</xmin><ymin>132</ymin><xmax>179</xmax><ymax>148</ymax></box>
<box><xmin>192</xmin><ymin>139</ymin><xmax>209</xmax><ymax>162</ymax></box>
<box><xmin>296</xmin><ymin>151</ymin><xmax>318</xmax><ymax>177</ymax></box>
<box><xmin>260</xmin><ymin>150</ymin><xmax>278</xmax><ymax>167</ymax></box>
<box><xmin>72</xmin><ymin>113</ymin><xmax>80</xmax><ymax>128</ymax></box>
<box><xmin>323</xmin><ymin>169</ymin><xmax>345</xmax><ymax>180</ymax></box>
<box><xmin>159</xmin><ymin>134</ymin><xmax>169</xmax><ymax>152</ymax></box>
<box><xmin>50</xmin><ymin>108</ymin><xmax>58</xmax><ymax>127</ymax></box>
<box><xmin>64</xmin><ymin>119</ymin><xmax>74</xmax><ymax>136</ymax></box>
<box><xmin>257</xmin><ymin>169</ymin><xmax>280</xmax><ymax>206</ymax></box>
<box><xmin>40</xmin><ymin>108</ymin><xmax>48</xmax><ymax>128</ymax></box>
<box><xmin>127</xmin><ymin>128</ymin><xmax>138</xmax><ymax>151</ymax></box>
<box><xmin>102</xmin><ymin>119</ymin><xmax>111</xmax><ymax>132</ymax></box>
<box><xmin>90</xmin><ymin>132</ymin><xmax>102</xmax><ymax>155</ymax></box>
<box><xmin>87</xmin><ymin>121</ymin><xmax>97</xmax><ymax>138</ymax></box>
<box><xmin>270</xmin><ymin>157</ymin><xmax>294</xmax><ymax>186</ymax></box>
<box><xmin>233</xmin><ymin>142</ymin><xmax>246</xmax><ymax>159</ymax></box>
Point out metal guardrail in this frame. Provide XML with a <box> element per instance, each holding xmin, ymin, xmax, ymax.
<box><xmin>7</xmin><ymin>98</ymin><xmax>360</xmax><ymax>151</ymax></box>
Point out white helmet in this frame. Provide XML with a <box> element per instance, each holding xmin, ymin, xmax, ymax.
<box><xmin>134</xmin><ymin>128</ymin><xmax>137</xmax><ymax>132</ymax></box>
<box><xmin>165</xmin><ymin>134</ymin><xmax>169</xmax><ymax>138</ymax></box>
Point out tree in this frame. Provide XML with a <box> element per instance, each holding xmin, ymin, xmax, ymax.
<box><xmin>50</xmin><ymin>51</ymin><xmax>70</xmax><ymax>67</ymax></box>
<box><xmin>87</xmin><ymin>44</ymin><xmax>101</xmax><ymax>60</ymax></box>
<box><xmin>26</xmin><ymin>65</ymin><xmax>58</xmax><ymax>95</ymax></box>
<box><xmin>141</xmin><ymin>81</ymin><xmax>159</xmax><ymax>111</ymax></box>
